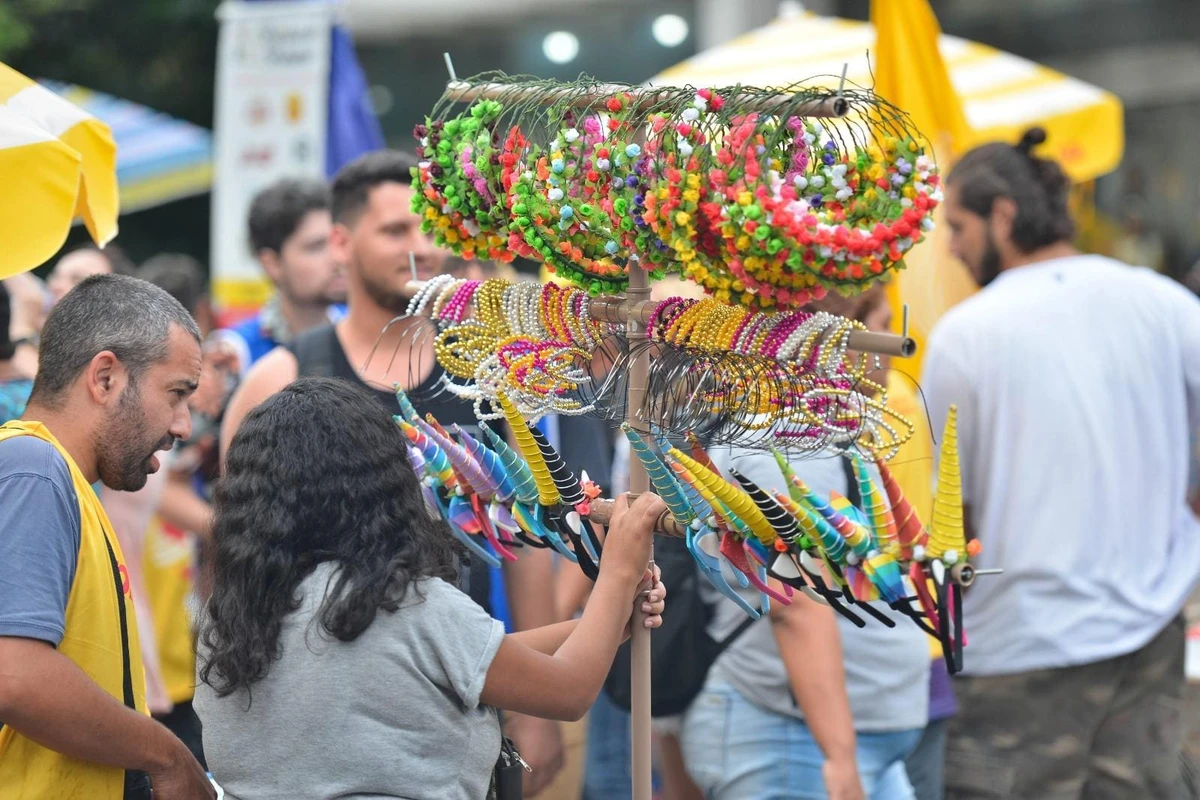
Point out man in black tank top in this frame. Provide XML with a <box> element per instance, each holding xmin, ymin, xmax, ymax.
<box><xmin>219</xmin><ymin>150</ymin><xmax>570</xmax><ymax>794</ymax></box>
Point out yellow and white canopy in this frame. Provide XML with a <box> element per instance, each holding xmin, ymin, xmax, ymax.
<box><xmin>0</xmin><ymin>62</ymin><xmax>119</xmax><ymax>279</ymax></box>
<box><xmin>654</xmin><ymin>10</ymin><xmax>1123</xmax><ymax>183</ymax></box>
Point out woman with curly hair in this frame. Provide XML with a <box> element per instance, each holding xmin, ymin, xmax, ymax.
<box><xmin>194</xmin><ymin>377</ymin><xmax>667</xmax><ymax>799</ymax></box>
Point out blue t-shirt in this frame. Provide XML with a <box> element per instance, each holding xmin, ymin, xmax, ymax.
<box><xmin>0</xmin><ymin>435</ymin><xmax>80</xmax><ymax>646</ymax></box>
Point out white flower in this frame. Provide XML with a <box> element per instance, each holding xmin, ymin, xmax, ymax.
<box><xmin>793</xmin><ymin>175</ymin><xmax>808</xmax><ymax>190</ymax></box>
<box><xmin>921</xmin><ymin>217</ymin><xmax>936</xmax><ymax>231</ymax></box>
<box><xmin>819</xmin><ymin>245</ymin><xmax>833</xmax><ymax>259</ymax></box>
<box><xmin>682</xmin><ymin>107</ymin><xmax>700</xmax><ymax>122</ymax></box>
<box><xmin>803</xmin><ymin>132</ymin><xmax>817</xmax><ymax>145</ymax></box>
<box><xmin>836</xmin><ymin>187</ymin><xmax>852</xmax><ymax>201</ymax></box>
<box><xmin>900</xmin><ymin>197</ymin><xmax>913</xmax><ymax>208</ymax></box>
<box><xmin>596</xmin><ymin>158</ymin><xmax>611</xmax><ymax>171</ymax></box>
<box><xmin>679</xmin><ymin>140</ymin><xmax>694</xmax><ymax>157</ymax></box>
<box><xmin>832</xmin><ymin>163</ymin><xmax>848</xmax><ymax>177</ymax></box>
<box><xmin>548</xmin><ymin>188</ymin><xmax>564</xmax><ymax>202</ymax></box>
<box><xmin>693</xmin><ymin>94</ymin><xmax>708</xmax><ymax>111</ymax></box>
<box><xmin>810</xmin><ymin>175</ymin><xmax>826</xmax><ymax>189</ymax></box>
<box><xmin>564</xmin><ymin>128</ymin><xmax>580</xmax><ymax>143</ymax></box>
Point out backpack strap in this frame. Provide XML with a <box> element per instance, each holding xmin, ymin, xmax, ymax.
<box><xmin>101</xmin><ymin>524</ymin><xmax>152</xmax><ymax>797</ymax></box>
<box><xmin>714</xmin><ymin>612</ymin><xmax>759</xmax><ymax>653</ymax></box>
<box><xmin>287</xmin><ymin>326</ymin><xmax>339</xmax><ymax>379</ymax></box>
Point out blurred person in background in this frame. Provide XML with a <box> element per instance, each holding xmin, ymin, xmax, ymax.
<box><xmin>215</xmin><ymin>178</ymin><xmax>345</xmax><ymax>376</ymax></box>
<box><xmin>0</xmin><ymin>282</ymin><xmax>34</xmax><ymax>424</ymax></box>
<box><xmin>924</xmin><ymin>127</ymin><xmax>1200</xmax><ymax>799</ymax></box>
<box><xmin>221</xmin><ymin>150</ymin><xmax>569</xmax><ymax>796</ymax></box>
<box><xmin>47</xmin><ymin>243</ymin><xmax>137</xmax><ymax>305</ymax></box>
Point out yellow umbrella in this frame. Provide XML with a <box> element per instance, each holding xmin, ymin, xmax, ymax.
<box><xmin>654</xmin><ymin>9</ymin><xmax>1122</xmax><ymax>182</ymax></box>
<box><xmin>0</xmin><ymin>62</ymin><xmax>119</xmax><ymax>279</ymax></box>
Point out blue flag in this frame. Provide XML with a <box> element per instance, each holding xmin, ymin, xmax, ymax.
<box><xmin>326</xmin><ymin>24</ymin><xmax>384</xmax><ymax>177</ymax></box>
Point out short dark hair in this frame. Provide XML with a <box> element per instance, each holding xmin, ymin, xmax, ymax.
<box><xmin>61</xmin><ymin>243</ymin><xmax>137</xmax><ymax>277</ymax></box>
<box><xmin>331</xmin><ymin>150</ymin><xmax>417</xmax><ymax>226</ymax></box>
<box><xmin>138</xmin><ymin>253</ymin><xmax>208</xmax><ymax>316</ymax></box>
<box><xmin>31</xmin><ymin>273</ymin><xmax>201</xmax><ymax>407</ymax></box>
<box><xmin>199</xmin><ymin>376</ymin><xmax>461</xmax><ymax>696</ymax></box>
<box><xmin>947</xmin><ymin>126</ymin><xmax>1075</xmax><ymax>252</ymax></box>
<box><xmin>247</xmin><ymin>178</ymin><xmax>330</xmax><ymax>255</ymax></box>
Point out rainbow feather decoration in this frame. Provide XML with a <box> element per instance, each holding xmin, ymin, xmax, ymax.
<box><xmin>927</xmin><ymin>405</ymin><xmax>966</xmax><ymax>564</ymax></box>
<box><xmin>850</xmin><ymin>451</ymin><xmax>899</xmax><ymax>557</ymax></box>
<box><xmin>417</xmin><ymin>417</ymin><xmax>497</xmax><ymax>499</ymax></box>
<box><xmin>480</xmin><ymin>424</ymin><xmax>539</xmax><ymax>506</ymax></box>
<box><xmin>454</xmin><ymin>424</ymin><xmax>516</xmax><ymax>503</ymax></box>
<box><xmin>622</xmin><ymin>423</ymin><xmax>695</xmax><ymax>525</ymax></box>
<box><xmin>498</xmin><ymin>393</ymin><xmax>560</xmax><ymax>506</ymax></box>
<box><xmin>669</xmin><ymin>448</ymin><xmax>777</xmax><ymax>546</ymax></box>
<box><xmin>398</xmin><ymin>420</ymin><xmax>458</xmax><ymax>490</ymax></box>
<box><xmin>875</xmin><ymin>458</ymin><xmax>929</xmax><ymax>558</ymax></box>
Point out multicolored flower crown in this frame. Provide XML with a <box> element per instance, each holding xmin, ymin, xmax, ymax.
<box><xmin>411</xmin><ymin>78</ymin><xmax>941</xmax><ymax>307</ymax></box>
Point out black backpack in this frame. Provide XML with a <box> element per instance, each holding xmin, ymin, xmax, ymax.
<box><xmin>603</xmin><ymin>533</ymin><xmax>758</xmax><ymax>717</ymax></box>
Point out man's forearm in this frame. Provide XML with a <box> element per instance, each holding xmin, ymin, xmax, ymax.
<box><xmin>0</xmin><ymin>638</ymin><xmax>183</xmax><ymax>773</ymax></box>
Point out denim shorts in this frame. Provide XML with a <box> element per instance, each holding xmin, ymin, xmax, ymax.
<box><xmin>680</xmin><ymin>680</ymin><xmax>921</xmax><ymax>800</ymax></box>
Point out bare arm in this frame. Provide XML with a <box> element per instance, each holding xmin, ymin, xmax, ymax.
<box><xmin>481</xmin><ymin>493</ymin><xmax>666</xmax><ymax>722</ymax></box>
<box><xmin>157</xmin><ymin>474</ymin><xmax>212</xmax><ymax>544</ymax></box>
<box><xmin>508</xmin><ymin>619</ymin><xmax>579</xmax><ymax>655</ymax></box>
<box><xmin>770</xmin><ymin>580</ymin><xmax>861</xmax><ymax>795</ymax></box>
<box><xmin>218</xmin><ymin>346</ymin><xmax>299</xmax><ymax>462</ymax></box>
<box><xmin>0</xmin><ymin>637</ymin><xmax>213</xmax><ymax>796</ymax></box>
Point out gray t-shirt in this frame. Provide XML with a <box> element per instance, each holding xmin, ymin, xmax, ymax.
<box><xmin>195</xmin><ymin>564</ymin><xmax>506</xmax><ymax>800</ymax></box>
<box><xmin>704</xmin><ymin>446</ymin><xmax>930</xmax><ymax>733</ymax></box>
<box><xmin>0</xmin><ymin>434</ymin><xmax>81</xmax><ymax>646</ymax></box>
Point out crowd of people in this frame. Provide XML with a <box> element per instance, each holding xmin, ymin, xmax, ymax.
<box><xmin>0</xmin><ymin>131</ymin><xmax>1196</xmax><ymax>800</ymax></box>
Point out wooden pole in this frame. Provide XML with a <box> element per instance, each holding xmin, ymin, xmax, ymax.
<box><xmin>622</xmin><ymin>265</ymin><xmax>655</xmax><ymax>800</ymax></box>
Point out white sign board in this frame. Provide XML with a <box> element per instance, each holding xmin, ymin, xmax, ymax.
<box><xmin>210</xmin><ymin>0</ymin><xmax>334</xmax><ymax>319</ymax></box>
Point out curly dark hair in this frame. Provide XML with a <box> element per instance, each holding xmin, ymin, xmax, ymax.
<box><xmin>198</xmin><ymin>376</ymin><xmax>462</xmax><ymax>697</ymax></box>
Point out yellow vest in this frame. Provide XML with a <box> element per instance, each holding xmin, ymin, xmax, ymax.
<box><xmin>0</xmin><ymin>421</ymin><xmax>148</xmax><ymax>800</ymax></box>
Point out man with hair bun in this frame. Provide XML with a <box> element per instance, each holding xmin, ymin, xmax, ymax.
<box><xmin>925</xmin><ymin>127</ymin><xmax>1200</xmax><ymax>799</ymax></box>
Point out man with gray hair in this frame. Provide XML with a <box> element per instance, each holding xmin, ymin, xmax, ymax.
<box><xmin>0</xmin><ymin>273</ymin><xmax>214</xmax><ymax>799</ymax></box>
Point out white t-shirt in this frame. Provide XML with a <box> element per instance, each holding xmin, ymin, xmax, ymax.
<box><xmin>922</xmin><ymin>254</ymin><xmax>1200</xmax><ymax>675</ymax></box>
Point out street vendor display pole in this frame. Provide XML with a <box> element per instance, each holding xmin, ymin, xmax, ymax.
<box><xmin>622</xmin><ymin>262</ymin><xmax>655</xmax><ymax>800</ymax></box>
<box><xmin>420</xmin><ymin>70</ymin><xmax>866</xmax><ymax>800</ymax></box>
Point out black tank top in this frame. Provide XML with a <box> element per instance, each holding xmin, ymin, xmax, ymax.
<box><xmin>287</xmin><ymin>325</ymin><xmax>494</xmax><ymax>612</ymax></box>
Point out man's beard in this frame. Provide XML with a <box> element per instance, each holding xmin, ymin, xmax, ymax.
<box><xmin>359</xmin><ymin>267</ymin><xmax>410</xmax><ymax>315</ymax></box>
<box><xmin>975</xmin><ymin>232</ymin><xmax>1003</xmax><ymax>288</ymax></box>
<box><xmin>95</xmin><ymin>382</ymin><xmax>175</xmax><ymax>492</ymax></box>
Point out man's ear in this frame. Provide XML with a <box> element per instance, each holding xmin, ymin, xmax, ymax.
<box><xmin>257</xmin><ymin>248</ymin><xmax>283</xmax><ymax>284</ymax></box>
<box><xmin>84</xmin><ymin>351</ymin><xmax>125</xmax><ymax>405</ymax></box>
<box><xmin>989</xmin><ymin>196</ymin><xmax>1018</xmax><ymax>244</ymax></box>
<box><xmin>329</xmin><ymin>222</ymin><xmax>353</xmax><ymax>266</ymax></box>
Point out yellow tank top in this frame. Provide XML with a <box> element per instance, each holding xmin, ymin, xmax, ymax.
<box><xmin>0</xmin><ymin>421</ymin><xmax>148</xmax><ymax>800</ymax></box>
